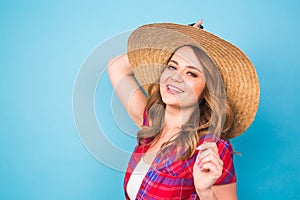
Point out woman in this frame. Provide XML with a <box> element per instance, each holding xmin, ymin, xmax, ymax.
<box><xmin>107</xmin><ymin>20</ymin><xmax>259</xmax><ymax>199</ymax></box>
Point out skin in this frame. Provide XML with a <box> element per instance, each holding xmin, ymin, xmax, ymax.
<box><xmin>160</xmin><ymin>46</ymin><xmax>206</xmax><ymax>110</ymax></box>
<box><xmin>107</xmin><ymin>19</ymin><xmax>237</xmax><ymax>200</ymax></box>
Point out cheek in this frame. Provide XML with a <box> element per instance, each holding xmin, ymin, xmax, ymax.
<box><xmin>191</xmin><ymin>80</ymin><xmax>206</xmax><ymax>99</ymax></box>
<box><xmin>159</xmin><ymin>71</ymin><xmax>167</xmax><ymax>92</ymax></box>
<box><xmin>159</xmin><ymin>69</ymin><xmax>170</xmax><ymax>83</ymax></box>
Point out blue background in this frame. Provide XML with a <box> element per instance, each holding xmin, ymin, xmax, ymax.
<box><xmin>1</xmin><ymin>0</ymin><xmax>299</xmax><ymax>199</ymax></box>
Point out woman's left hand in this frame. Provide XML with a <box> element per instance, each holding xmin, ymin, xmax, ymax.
<box><xmin>193</xmin><ymin>142</ymin><xmax>223</xmax><ymax>194</ymax></box>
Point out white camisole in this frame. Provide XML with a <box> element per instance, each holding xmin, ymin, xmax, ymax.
<box><xmin>126</xmin><ymin>156</ymin><xmax>153</xmax><ymax>200</ymax></box>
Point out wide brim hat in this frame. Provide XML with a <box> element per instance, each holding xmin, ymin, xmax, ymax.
<box><xmin>127</xmin><ymin>23</ymin><xmax>260</xmax><ymax>139</ymax></box>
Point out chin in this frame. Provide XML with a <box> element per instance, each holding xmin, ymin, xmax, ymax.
<box><xmin>162</xmin><ymin>96</ymin><xmax>180</xmax><ymax>106</ymax></box>
<box><xmin>162</xmin><ymin>95</ymin><xmax>199</xmax><ymax>109</ymax></box>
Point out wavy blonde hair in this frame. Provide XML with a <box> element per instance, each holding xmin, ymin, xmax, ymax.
<box><xmin>137</xmin><ymin>45</ymin><xmax>234</xmax><ymax>160</ymax></box>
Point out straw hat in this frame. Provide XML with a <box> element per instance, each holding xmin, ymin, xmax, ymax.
<box><xmin>127</xmin><ymin>23</ymin><xmax>260</xmax><ymax>139</ymax></box>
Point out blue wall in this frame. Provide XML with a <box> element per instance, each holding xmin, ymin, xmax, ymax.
<box><xmin>1</xmin><ymin>0</ymin><xmax>299</xmax><ymax>199</ymax></box>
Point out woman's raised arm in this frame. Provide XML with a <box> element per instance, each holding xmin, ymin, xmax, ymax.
<box><xmin>107</xmin><ymin>53</ymin><xmax>147</xmax><ymax>128</ymax></box>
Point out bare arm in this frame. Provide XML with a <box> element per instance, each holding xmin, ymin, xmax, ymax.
<box><xmin>107</xmin><ymin>54</ymin><xmax>147</xmax><ymax>128</ymax></box>
<box><xmin>211</xmin><ymin>183</ymin><xmax>237</xmax><ymax>200</ymax></box>
<box><xmin>196</xmin><ymin>183</ymin><xmax>237</xmax><ymax>200</ymax></box>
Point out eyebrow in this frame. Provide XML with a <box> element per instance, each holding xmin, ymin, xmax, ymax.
<box><xmin>169</xmin><ymin>60</ymin><xmax>203</xmax><ymax>73</ymax></box>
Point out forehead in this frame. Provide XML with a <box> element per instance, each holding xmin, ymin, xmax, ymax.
<box><xmin>170</xmin><ymin>46</ymin><xmax>202</xmax><ymax>69</ymax></box>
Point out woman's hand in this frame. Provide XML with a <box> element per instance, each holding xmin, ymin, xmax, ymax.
<box><xmin>192</xmin><ymin>19</ymin><xmax>203</xmax><ymax>28</ymax></box>
<box><xmin>193</xmin><ymin>142</ymin><xmax>223</xmax><ymax>196</ymax></box>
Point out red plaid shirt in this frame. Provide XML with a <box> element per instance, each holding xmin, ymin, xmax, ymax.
<box><xmin>123</xmin><ymin>112</ymin><xmax>236</xmax><ymax>200</ymax></box>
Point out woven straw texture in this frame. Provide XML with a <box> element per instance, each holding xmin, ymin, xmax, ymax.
<box><xmin>127</xmin><ymin>23</ymin><xmax>260</xmax><ymax>138</ymax></box>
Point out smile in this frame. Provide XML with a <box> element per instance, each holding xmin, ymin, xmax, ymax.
<box><xmin>166</xmin><ymin>84</ymin><xmax>184</xmax><ymax>94</ymax></box>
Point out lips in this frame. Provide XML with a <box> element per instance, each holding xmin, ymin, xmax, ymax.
<box><xmin>166</xmin><ymin>84</ymin><xmax>184</xmax><ymax>94</ymax></box>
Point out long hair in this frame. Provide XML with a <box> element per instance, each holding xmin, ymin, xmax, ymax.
<box><xmin>137</xmin><ymin>45</ymin><xmax>234</xmax><ymax>160</ymax></box>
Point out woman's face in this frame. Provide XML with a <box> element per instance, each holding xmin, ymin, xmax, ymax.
<box><xmin>160</xmin><ymin>46</ymin><xmax>206</xmax><ymax>108</ymax></box>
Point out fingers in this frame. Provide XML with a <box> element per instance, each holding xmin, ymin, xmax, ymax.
<box><xmin>196</xmin><ymin>142</ymin><xmax>219</xmax><ymax>154</ymax></box>
<box><xmin>198</xmin><ymin>148</ymin><xmax>212</xmax><ymax>159</ymax></box>
<box><xmin>193</xmin><ymin>19</ymin><xmax>203</xmax><ymax>28</ymax></box>
<box><xmin>195</xmin><ymin>142</ymin><xmax>223</xmax><ymax>176</ymax></box>
<box><xmin>200</xmin><ymin>153</ymin><xmax>223</xmax><ymax>167</ymax></box>
<box><xmin>200</xmin><ymin>162</ymin><xmax>223</xmax><ymax>179</ymax></box>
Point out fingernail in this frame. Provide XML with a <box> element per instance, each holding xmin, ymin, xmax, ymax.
<box><xmin>196</xmin><ymin>145</ymin><xmax>202</xmax><ymax>150</ymax></box>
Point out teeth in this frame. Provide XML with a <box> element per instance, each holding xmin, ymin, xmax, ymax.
<box><xmin>167</xmin><ymin>85</ymin><xmax>183</xmax><ymax>93</ymax></box>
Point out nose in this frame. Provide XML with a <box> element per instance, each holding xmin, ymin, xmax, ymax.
<box><xmin>171</xmin><ymin>71</ymin><xmax>184</xmax><ymax>82</ymax></box>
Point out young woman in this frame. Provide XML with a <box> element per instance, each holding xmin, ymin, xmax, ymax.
<box><xmin>107</xmin><ymin>20</ymin><xmax>259</xmax><ymax>200</ymax></box>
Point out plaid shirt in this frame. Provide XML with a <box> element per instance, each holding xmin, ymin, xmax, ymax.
<box><xmin>123</xmin><ymin>112</ymin><xmax>236</xmax><ymax>200</ymax></box>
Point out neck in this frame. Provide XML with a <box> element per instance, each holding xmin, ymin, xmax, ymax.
<box><xmin>162</xmin><ymin>105</ymin><xmax>196</xmax><ymax>137</ymax></box>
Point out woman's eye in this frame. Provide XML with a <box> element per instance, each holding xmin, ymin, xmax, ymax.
<box><xmin>167</xmin><ymin>65</ymin><xmax>176</xmax><ymax>70</ymax></box>
<box><xmin>187</xmin><ymin>72</ymin><xmax>198</xmax><ymax>77</ymax></box>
